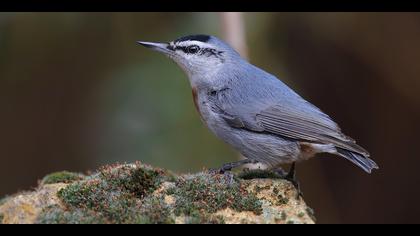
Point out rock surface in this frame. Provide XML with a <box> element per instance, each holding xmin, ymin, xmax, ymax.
<box><xmin>0</xmin><ymin>162</ymin><xmax>315</xmax><ymax>224</ymax></box>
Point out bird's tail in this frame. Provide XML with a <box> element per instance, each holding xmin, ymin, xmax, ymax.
<box><xmin>336</xmin><ymin>147</ymin><xmax>379</xmax><ymax>173</ymax></box>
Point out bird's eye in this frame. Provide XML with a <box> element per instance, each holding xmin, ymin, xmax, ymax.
<box><xmin>187</xmin><ymin>45</ymin><xmax>200</xmax><ymax>54</ymax></box>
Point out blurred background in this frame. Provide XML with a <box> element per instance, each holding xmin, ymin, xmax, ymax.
<box><xmin>0</xmin><ymin>12</ymin><xmax>419</xmax><ymax>223</ymax></box>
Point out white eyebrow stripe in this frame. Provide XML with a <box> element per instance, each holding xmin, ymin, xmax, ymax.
<box><xmin>174</xmin><ymin>41</ymin><xmax>212</xmax><ymax>48</ymax></box>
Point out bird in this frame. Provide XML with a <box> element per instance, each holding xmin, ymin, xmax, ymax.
<box><xmin>137</xmin><ymin>34</ymin><xmax>378</xmax><ymax>188</ymax></box>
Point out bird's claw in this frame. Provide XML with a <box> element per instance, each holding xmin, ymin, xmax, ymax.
<box><xmin>276</xmin><ymin>163</ymin><xmax>303</xmax><ymax>200</ymax></box>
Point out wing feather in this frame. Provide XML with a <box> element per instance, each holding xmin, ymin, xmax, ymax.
<box><xmin>256</xmin><ymin>105</ymin><xmax>369</xmax><ymax>156</ymax></box>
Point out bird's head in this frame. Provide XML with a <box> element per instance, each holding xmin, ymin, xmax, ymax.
<box><xmin>138</xmin><ymin>34</ymin><xmax>242</xmax><ymax>85</ymax></box>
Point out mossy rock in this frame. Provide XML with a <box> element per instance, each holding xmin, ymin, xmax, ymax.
<box><xmin>41</xmin><ymin>171</ymin><xmax>84</xmax><ymax>185</ymax></box>
<box><xmin>0</xmin><ymin>162</ymin><xmax>315</xmax><ymax>224</ymax></box>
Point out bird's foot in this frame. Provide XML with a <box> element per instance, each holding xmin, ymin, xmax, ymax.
<box><xmin>207</xmin><ymin>166</ymin><xmax>236</xmax><ymax>186</ymax></box>
<box><xmin>207</xmin><ymin>165</ymin><xmax>233</xmax><ymax>175</ymax></box>
<box><xmin>207</xmin><ymin>168</ymin><xmax>224</xmax><ymax>175</ymax></box>
<box><xmin>209</xmin><ymin>159</ymin><xmax>257</xmax><ymax>174</ymax></box>
<box><xmin>276</xmin><ymin>162</ymin><xmax>303</xmax><ymax>200</ymax></box>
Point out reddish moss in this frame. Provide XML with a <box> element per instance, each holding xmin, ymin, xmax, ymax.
<box><xmin>170</xmin><ymin>172</ymin><xmax>262</xmax><ymax>216</ymax></box>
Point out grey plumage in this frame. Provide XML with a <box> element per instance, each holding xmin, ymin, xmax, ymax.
<box><xmin>138</xmin><ymin>34</ymin><xmax>378</xmax><ymax>173</ymax></box>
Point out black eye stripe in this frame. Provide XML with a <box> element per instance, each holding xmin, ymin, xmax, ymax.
<box><xmin>200</xmin><ymin>48</ymin><xmax>217</xmax><ymax>56</ymax></box>
<box><xmin>173</xmin><ymin>46</ymin><xmax>189</xmax><ymax>53</ymax></box>
<box><xmin>173</xmin><ymin>45</ymin><xmax>199</xmax><ymax>54</ymax></box>
<box><xmin>172</xmin><ymin>45</ymin><xmax>224</xmax><ymax>58</ymax></box>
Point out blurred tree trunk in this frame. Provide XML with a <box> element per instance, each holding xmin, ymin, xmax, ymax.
<box><xmin>219</xmin><ymin>12</ymin><xmax>248</xmax><ymax>58</ymax></box>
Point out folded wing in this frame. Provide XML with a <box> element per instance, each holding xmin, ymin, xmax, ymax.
<box><xmin>256</xmin><ymin>104</ymin><xmax>370</xmax><ymax>157</ymax></box>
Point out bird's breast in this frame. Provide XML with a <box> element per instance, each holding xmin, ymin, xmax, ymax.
<box><xmin>191</xmin><ymin>87</ymin><xmax>203</xmax><ymax>119</ymax></box>
<box><xmin>191</xmin><ymin>87</ymin><xmax>225</xmax><ymax>133</ymax></box>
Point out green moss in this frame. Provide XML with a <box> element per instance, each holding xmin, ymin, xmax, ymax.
<box><xmin>37</xmin><ymin>163</ymin><xmax>177</xmax><ymax>224</ymax></box>
<box><xmin>36</xmin><ymin>162</ymin><xmax>283</xmax><ymax>224</ymax></box>
<box><xmin>170</xmin><ymin>172</ymin><xmax>262</xmax><ymax>217</ymax></box>
<box><xmin>183</xmin><ymin>210</ymin><xmax>225</xmax><ymax>224</ymax></box>
<box><xmin>286</xmin><ymin>220</ymin><xmax>295</xmax><ymax>224</ymax></box>
<box><xmin>0</xmin><ymin>213</ymin><xmax>4</xmax><ymax>224</ymax></box>
<box><xmin>238</xmin><ymin>169</ymin><xmax>282</xmax><ymax>180</ymax></box>
<box><xmin>297</xmin><ymin>212</ymin><xmax>305</xmax><ymax>218</ymax></box>
<box><xmin>99</xmin><ymin>164</ymin><xmax>166</xmax><ymax>198</ymax></box>
<box><xmin>134</xmin><ymin>196</ymin><xmax>174</xmax><ymax>224</ymax></box>
<box><xmin>38</xmin><ymin>196</ymin><xmax>175</xmax><ymax>224</ymax></box>
<box><xmin>41</xmin><ymin>171</ymin><xmax>84</xmax><ymax>185</ymax></box>
<box><xmin>37</xmin><ymin>205</ymin><xmax>107</xmax><ymax>224</ymax></box>
<box><xmin>57</xmin><ymin>182</ymin><xmax>99</xmax><ymax>209</ymax></box>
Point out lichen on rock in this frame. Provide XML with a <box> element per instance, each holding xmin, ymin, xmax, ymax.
<box><xmin>0</xmin><ymin>162</ymin><xmax>315</xmax><ymax>224</ymax></box>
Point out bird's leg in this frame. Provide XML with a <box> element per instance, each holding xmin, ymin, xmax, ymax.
<box><xmin>283</xmin><ymin>162</ymin><xmax>303</xmax><ymax>200</ymax></box>
<box><xmin>217</xmin><ymin>159</ymin><xmax>257</xmax><ymax>174</ymax></box>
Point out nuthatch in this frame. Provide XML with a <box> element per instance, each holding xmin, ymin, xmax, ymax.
<box><xmin>137</xmin><ymin>34</ymin><xmax>378</xmax><ymax>183</ymax></box>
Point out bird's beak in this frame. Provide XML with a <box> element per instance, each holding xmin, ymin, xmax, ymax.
<box><xmin>137</xmin><ymin>41</ymin><xmax>173</xmax><ymax>55</ymax></box>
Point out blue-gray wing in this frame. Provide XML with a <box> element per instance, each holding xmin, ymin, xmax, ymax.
<box><xmin>255</xmin><ymin>103</ymin><xmax>369</xmax><ymax>156</ymax></box>
<box><xmin>213</xmin><ymin>76</ymin><xmax>369</xmax><ymax>157</ymax></box>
